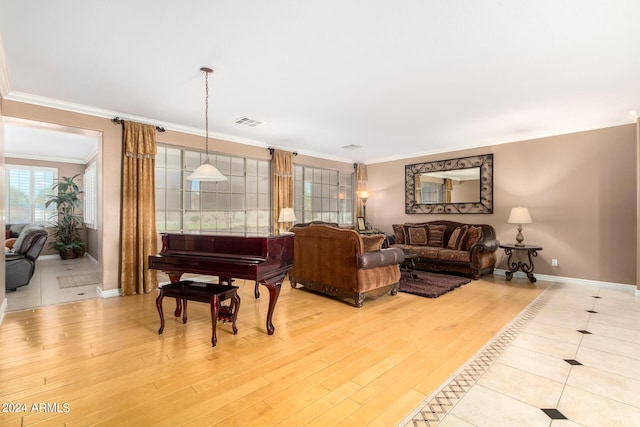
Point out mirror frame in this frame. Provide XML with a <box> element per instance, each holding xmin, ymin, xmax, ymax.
<box><xmin>405</xmin><ymin>154</ymin><xmax>493</xmax><ymax>214</ymax></box>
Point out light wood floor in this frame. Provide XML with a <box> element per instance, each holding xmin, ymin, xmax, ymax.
<box><xmin>0</xmin><ymin>274</ymin><xmax>544</xmax><ymax>426</ymax></box>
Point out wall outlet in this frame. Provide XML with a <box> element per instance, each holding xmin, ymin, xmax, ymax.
<box><xmin>551</xmin><ymin>259</ymin><xmax>558</xmax><ymax>267</ymax></box>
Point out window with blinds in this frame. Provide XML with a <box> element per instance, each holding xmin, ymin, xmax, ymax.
<box><xmin>84</xmin><ymin>162</ymin><xmax>97</xmax><ymax>229</ymax></box>
<box><xmin>293</xmin><ymin>165</ymin><xmax>354</xmax><ymax>225</ymax></box>
<box><xmin>155</xmin><ymin>145</ymin><xmax>271</xmax><ymax>233</ymax></box>
<box><xmin>6</xmin><ymin>164</ymin><xmax>58</xmax><ymax>224</ymax></box>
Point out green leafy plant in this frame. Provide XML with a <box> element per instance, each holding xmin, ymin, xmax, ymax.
<box><xmin>45</xmin><ymin>174</ymin><xmax>86</xmax><ymax>259</ymax></box>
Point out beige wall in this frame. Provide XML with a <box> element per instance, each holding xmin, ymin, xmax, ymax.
<box><xmin>5</xmin><ymin>157</ymin><xmax>88</xmax><ymax>257</ymax></box>
<box><xmin>368</xmin><ymin>124</ymin><xmax>637</xmax><ymax>285</ymax></box>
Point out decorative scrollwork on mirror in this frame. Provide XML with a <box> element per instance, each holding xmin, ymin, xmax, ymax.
<box><xmin>405</xmin><ymin>154</ymin><xmax>493</xmax><ymax>214</ymax></box>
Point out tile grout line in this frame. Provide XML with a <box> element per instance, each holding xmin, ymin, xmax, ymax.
<box><xmin>398</xmin><ymin>284</ymin><xmax>556</xmax><ymax>427</ymax></box>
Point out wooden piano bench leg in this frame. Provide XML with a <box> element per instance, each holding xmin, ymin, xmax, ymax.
<box><xmin>210</xmin><ymin>295</ymin><xmax>220</xmax><ymax>347</ymax></box>
<box><xmin>156</xmin><ymin>291</ymin><xmax>165</xmax><ymax>335</ymax></box>
<box><xmin>217</xmin><ymin>290</ymin><xmax>241</xmax><ymax>335</ymax></box>
<box><xmin>231</xmin><ymin>292</ymin><xmax>240</xmax><ymax>334</ymax></box>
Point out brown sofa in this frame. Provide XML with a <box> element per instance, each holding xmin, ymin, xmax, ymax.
<box><xmin>289</xmin><ymin>224</ymin><xmax>405</xmax><ymax>307</ymax></box>
<box><xmin>388</xmin><ymin>220</ymin><xmax>499</xmax><ymax>279</ymax></box>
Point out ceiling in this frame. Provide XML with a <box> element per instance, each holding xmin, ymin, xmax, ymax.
<box><xmin>1</xmin><ymin>1</ymin><xmax>639</xmax><ymax>164</ymax></box>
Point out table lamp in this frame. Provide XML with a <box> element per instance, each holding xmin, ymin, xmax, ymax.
<box><xmin>278</xmin><ymin>208</ymin><xmax>297</xmax><ymax>233</ymax></box>
<box><xmin>508</xmin><ymin>207</ymin><xmax>532</xmax><ymax>246</ymax></box>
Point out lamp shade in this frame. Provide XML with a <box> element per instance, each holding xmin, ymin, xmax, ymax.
<box><xmin>508</xmin><ymin>207</ymin><xmax>533</xmax><ymax>224</ymax></box>
<box><xmin>278</xmin><ymin>208</ymin><xmax>297</xmax><ymax>223</ymax></box>
<box><xmin>186</xmin><ymin>160</ymin><xmax>227</xmax><ymax>181</ymax></box>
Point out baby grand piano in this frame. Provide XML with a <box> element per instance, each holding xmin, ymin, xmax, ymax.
<box><xmin>148</xmin><ymin>231</ymin><xmax>294</xmax><ymax>335</ymax></box>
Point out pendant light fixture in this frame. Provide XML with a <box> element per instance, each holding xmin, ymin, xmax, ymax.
<box><xmin>187</xmin><ymin>67</ymin><xmax>227</xmax><ymax>181</ymax></box>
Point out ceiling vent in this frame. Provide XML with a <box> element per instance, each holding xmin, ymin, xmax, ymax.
<box><xmin>342</xmin><ymin>144</ymin><xmax>362</xmax><ymax>150</ymax></box>
<box><xmin>234</xmin><ymin>117</ymin><xmax>264</xmax><ymax>127</ymax></box>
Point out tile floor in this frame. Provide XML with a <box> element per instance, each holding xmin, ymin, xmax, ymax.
<box><xmin>5</xmin><ymin>255</ymin><xmax>100</xmax><ymax>312</ymax></box>
<box><xmin>400</xmin><ymin>280</ymin><xmax>640</xmax><ymax>426</ymax></box>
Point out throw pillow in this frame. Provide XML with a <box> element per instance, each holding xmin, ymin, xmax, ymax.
<box><xmin>362</xmin><ymin>234</ymin><xmax>385</xmax><ymax>251</ymax></box>
<box><xmin>463</xmin><ymin>226</ymin><xmax>483</xmax><ymax>251</ymax></box>
<box><xmin>392</xmin><ymin>224</ymin><xmax>405</xmax><ymax>244</ymax></box>
<box><xmin>404</xmin><ymin>225</ymin><xmax>429</xmax><ymax>246</ymax></box>
<box><xmin>427</xmin><ymin>224</ymin><xmax>447</xmax><ymax>247</ymax></box>
<box><xmin>446</xmin><ymin>225</ymin><xmax>468</xmax><ymax>250</ymax></box>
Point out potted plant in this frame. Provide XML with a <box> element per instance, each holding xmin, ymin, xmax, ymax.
<box><xmin>45</xmin><ymin>174</ymin><xmax>86</xmax><ymax>259</ymax></box>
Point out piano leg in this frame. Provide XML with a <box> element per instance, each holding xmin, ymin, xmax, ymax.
<box><xmin>259</xmin><ymin>274</ymin><xmax>285</xmax><ymax>335</ymax></box>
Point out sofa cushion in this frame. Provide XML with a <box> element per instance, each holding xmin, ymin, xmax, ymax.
<box><xmin>437</xmin><ymin>249</ymin><xmax>471</xmax><ymax>263</ymax></box>
<box><xmin>362</xmin><ymin>234</ymin><xmax>385</xmax><ymax>251</ymax></box>
<box><xmin>404</xmin><ymin>224</ymin><xmax>428</xmax><ymax>246</ymax></box>
<box><xmin>427</xmin><ymin>225</ymin><xmax>446</xmax><ymax>247</ymax></box>
<box><xmin>447</xmin><ymin>225</ymin><xmax>470</xmax><ymax>250</ymax></box>
<box><xmin>410</xmin><ymin>246</ymin><xmax>441</xmax><ymax>260</ymax></box>
<box><xmin>392</xmin><ymin>224</ymin><xmax>405</xmax><ymax>244</ymax></box>
<box><xmin>463</xmin><ymin>226</ymin><xmax>484</xmax><ymax>250</ymax></box>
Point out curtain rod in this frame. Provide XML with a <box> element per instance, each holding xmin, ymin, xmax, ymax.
<box><xmin>112</xmin><ymin>117</ymin><xmax>166</xmax><ymax>132</ymax></box>
<box><xmin>268</xmin><ymin>147</ymin><xmax>297</xmax><ymax>156</ymax></box>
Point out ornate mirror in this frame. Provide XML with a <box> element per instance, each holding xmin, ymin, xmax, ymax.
<box><xmin>405</xmin><ymin>154</ymin><xmax>493</xmax><ymax>214</ymax></box>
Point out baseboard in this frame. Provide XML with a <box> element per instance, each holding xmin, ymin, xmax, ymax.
<box><xmin>39</xmin><ymin>253</ymin><xmax>98</xmax><ymax>262</ymax></box>
<box><xmin>493</xmin><ymin>269</ymin><xmax>636</xmax><ymax>292</ymax></box>
<box><xmin>98</xmin><ymin>286</ymin><xmax>121</xmax><ymax>298</ymax></box>
<box><xmin>0</xmin><ymin>298</ymin><xmax>6</xmax><ymax>327</ymax></box>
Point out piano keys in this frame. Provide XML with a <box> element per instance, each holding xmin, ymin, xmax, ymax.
<box><xmin>149</xmin><ymin>232</ymin><xmax>294</xmax><ymax>335</ymax></box>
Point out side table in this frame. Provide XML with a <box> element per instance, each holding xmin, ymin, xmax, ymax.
<box><xmin>400</xmin><ymin>250</ymin><xmax>419</xmax><ymax>278</ymax></box>
<box><xmin>499</xmin><ymin>244</ymin><xmax>543</xmax><ymax>284</ymax></box>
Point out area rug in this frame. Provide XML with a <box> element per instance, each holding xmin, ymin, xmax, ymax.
<box><xmin>57</xmin><ymin>272</ymin><xmax>100</xmax><ymax>288</ymax></box>
<box><xmin>398</xmin><ymin>270</ymin><xmax>471</xmax><ymax>298</ymax></box>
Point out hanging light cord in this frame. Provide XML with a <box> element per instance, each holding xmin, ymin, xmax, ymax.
<box><xmin>201</xmin><ymin>67</ymin><xmax>213</xmax><ymax>163</ymax></box>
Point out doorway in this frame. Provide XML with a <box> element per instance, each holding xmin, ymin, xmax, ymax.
<box><xmin>3</xmin><ymin>117</ymin><xmax>102</xmax><ymax>311</ymax></box>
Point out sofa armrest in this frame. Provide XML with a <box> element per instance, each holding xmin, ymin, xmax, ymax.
<box><xmin>357</xmin><ymin>247</ymin><xmax>405</xmax><ymax>269</ymax></box>
<box><xmin>471</xmin><ymin>238</ymin><xmax>500</xmax><ymax>253</ymax></box>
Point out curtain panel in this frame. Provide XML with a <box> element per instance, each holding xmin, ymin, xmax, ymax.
<box><xmin>271</xmin><ymin>149</ymin><xmax>294</xmax><ymax>232</ymax></box>
<box><xmin>120</xmin><ymin>121</ymin><xmax>158</xmax><ymax>295</ymax></box>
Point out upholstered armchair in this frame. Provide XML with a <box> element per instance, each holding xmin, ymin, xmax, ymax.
<box><xmin>5</xmin><ymin>224</ymin><xmax>49</xmax><ymax>291</ymax></box>
<box><xmin>289</xmin><ymin>224</ymin><xmax>405</xmax><ymax>307</ymax></box>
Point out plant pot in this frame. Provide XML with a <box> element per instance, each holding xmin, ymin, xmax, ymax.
<box><xmin>59</xmin><ymin>249</ymin><xmax>79</xmax><ymax>260</ymax></box>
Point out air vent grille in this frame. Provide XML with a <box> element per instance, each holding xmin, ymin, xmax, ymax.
<box><xmin>342</xmin><ymin>144</ymin><xmax>362</xmax><ymax>150</ymax></box>
<box><xmin>234</xmin><ymin>117</ymin><xmax>264</xmax><ymax>127</ymax></box>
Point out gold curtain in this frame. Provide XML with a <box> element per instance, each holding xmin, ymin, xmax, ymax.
<box><xmin>355</xmin><ymin>163</ymin><xmax>368</xmax><ymax>217</ymax></box>
<box><xmin>120</xmin><ymin>121</ymin><xmax>158</xmax><ymax>295</ymax></box>
<box><xmin>445</xmin><ymin>178</ymin><xmax>453</xmax><ymax>203</ymax></box>
<box><xmin>271</xmin><ymin>149</ymin><xmax>294</xmax><ymax>232</ymax></box>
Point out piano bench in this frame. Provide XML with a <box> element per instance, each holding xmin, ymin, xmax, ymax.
<box><xmin>156</xmin><ymin>281</ymin><xmax>241</xmax><ymax>347</ymax></box>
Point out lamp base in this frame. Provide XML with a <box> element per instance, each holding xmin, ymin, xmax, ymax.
<box><xmin>515</xmin><ymin>225</ymin><xmax>525</xmax><ymax>246</ymax></box>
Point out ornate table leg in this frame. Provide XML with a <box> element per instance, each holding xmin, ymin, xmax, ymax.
<box><xmin>522</xmin><ymin>249</ymin><xmax>538</xmax><ymax>283</ymax></box>
<box><xmin>504</xmin><ymin>247</ymin><xmax>538</xmax><ymax>283</ymax></box>
<box><xmin>504</xmin><ymin>248</ymin><xmax>515</xmax><ymax>281</ymax></box>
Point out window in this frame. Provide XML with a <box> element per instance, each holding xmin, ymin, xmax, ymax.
<box><xmin>155</xmin><ymin>145</ymin><xmax>270</xmax><ymax>233</ymax></box>
<box><xmin>5</xmin><ymin>164</ymin><xmax>58</xmax><ymax>224</ymax></box>
<box><xmin>83</xmin><ymin>161</ymin><xmax>97</xmax><ymax>229</ymax></box>
<box><xmin>293</xmin><ymin>165</ymin><xmax>353</xmax><ymax>225</ymax></box>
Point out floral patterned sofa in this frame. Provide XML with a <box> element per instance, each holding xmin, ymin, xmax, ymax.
<box><xmin>387</xmin><ymin>220</ymin><xmax>499</xmax><ymax>279</ymax></box>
